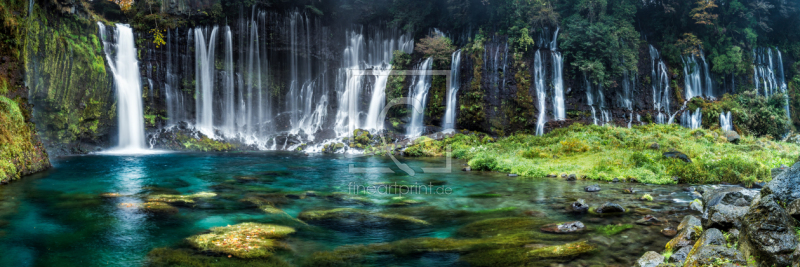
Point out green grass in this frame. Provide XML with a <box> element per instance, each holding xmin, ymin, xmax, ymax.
<box><xmin>596</xmin><ymin>224</ymin><xmax>633</xmax><ymax>236</ymax></box>
<box><xmin>404</xmin><ymin>123</ymin><xmax>798</xmax><ymax>185</ymax></box>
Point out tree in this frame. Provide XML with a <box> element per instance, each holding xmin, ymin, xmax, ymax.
<box><xmin>415</xmin><ymin>34</ymin><xmax>456</xmax><ymax>63</ymax></box>
<box><xmin>109</xmin><ymin>0</ymin><xmax>134</xmax><ymax>12</ymax></box>
<box><xmin>690</xmin><ymin>0</ymin><xmax>718</xmax><ymax>25</ymax></box>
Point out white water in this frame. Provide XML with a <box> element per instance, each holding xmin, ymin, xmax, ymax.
<box><xmin>682</xmin><ymin>50</ymin><xmax>714</xmax><ymax>100</ymax></box>
<box><xmin>649</xmin><ymin>45</ymin><xmax>671</xmax><ymax>124</ymax></box>
<box><xmin>97</xmin><ymin>23</ymin><xmax>149</xmax><ymax>153</ymax></box>
<box><xmin>720</xmin><ymin>111</ymin><xmax>732</xmax><ymax>132</ymax></box>
<box><xmin>407</xmin><ymin>57</ymin><xmax>434</xmax><ymax>138</ymax></box>
<box><xmin>336</xmin><ymin>27</ymin><xmax>413</xmax><ymax>135</ymax></box>
<box><xmin>442</xmin><ymin>50</ymin><xmax>462</xmax><ymax>131</ymax></box>
<box><xmin>753</xmin><ymin>47</ymin><xmax>790</xmax><ymax>121</ymax></box>
<box><xmin>585</xmin><ymin>74</ymin><xmax>609</xmax><ymax>126</ymax></box>
<box><xmin>534</xmin><ymin>51</ymin><xmax>547</xmax><ymax>135</ymax></box>
<box><xmin>681</xmin><ymin>108</ymin><xmax>702</xmax><ymax>129</ymax></box>
<box><xmin>194</xmin><ymin>26</ymin><xmax>219</xmax><ymax>138</ymax></box>
<box><xmin>552</xmin><ymin>51</ymin><xmax>565</xmax><ymax>120</ymax></box>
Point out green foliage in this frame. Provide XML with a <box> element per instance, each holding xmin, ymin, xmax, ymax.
<box><xmin>559</xmin><ymin>0</ymin><xmax>639</xmax><ymax>86</ymax></box>
<box><xmin>596</xmin><ymin>224</ymin><xmax>633</xmax><ymax>236</ymax></box>
<box><xmin>404</xmin><ymin>123</ymin><xmax>798</xmax><ymax>185</ymax></box>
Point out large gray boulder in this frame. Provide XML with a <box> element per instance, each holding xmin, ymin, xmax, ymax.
<box><xmin>701</xmin><ymin>186</ymin><xmax>759</xmax><ymax>229</ymax></box>
<box><xmin>764</xmin><ymin>161</ymin><xmax>800</xmax><ymax>204</ymax></box>
<box><xmin>668</xmin><ymin>246</ymin><xmax>692</xmax><ymax>264</ymax></box>
<box><xmin>634</xmin><ymin>251</ymin><xmax>664</xmax><ymax>267</ymax></box>
<box><xmin>683</xmin><ymin>245</ymin><xmax>747</xmax><ymax>266</ymax></box>
<box><xmin>739</xmin><ymin>194</ymin><xmax>799</xmax><ymax>267</ymax></box>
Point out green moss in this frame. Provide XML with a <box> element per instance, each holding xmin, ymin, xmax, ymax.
<box><xmin>596</xmin><ymin>224</ymin><xmax>634</xmax><ymax>236</ymax></box>
<box><xmin>400</xmin><ymin>123</ymin><xmax>797</xmax><ymax>185</ymax></box>
<box><xmin>0</xmin><ymin>95</ymin><xmax>50</xmax><ymax>182</ymax></box>
<box><xmin>146</xmin><ymin>248</ymin><xmax>292</xmax><ymax>267</ymax></box>
<box><xmin>186</xmin><ymin>223</ymin><xmax>295</xmax><ymax>258</ymax></box>
<box><xmin>175</xmin><ymin>133</ymin><xmax>237</xmax><ymax>152</ymax></box>
<box><xmin>147</xmin><ymin>192</ymin><xmax>217</xmax><ymax>205</ymax></box>
<box><xmin>298</xmin><ymin>208</ymin><xmax>429</xmax><ymax>225</ymax></box>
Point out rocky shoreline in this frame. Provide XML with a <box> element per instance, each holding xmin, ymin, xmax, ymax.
<box><xmin>635</xmin><ymin>160</ymin><xmax>800</xmax><ymax>267</ymax></box>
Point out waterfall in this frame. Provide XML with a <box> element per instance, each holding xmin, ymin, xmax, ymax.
<box><xmin>194</xmin><ymin>26</ymin><xmax>219</xmax><ymax>138</ymax></box>
<box><xmin>720</xmin><ymin>111</ymin><xmax>732</xmax><ymax>132</ymax></box>
<box><xmin>442</xmin><ymin>49</ymin><xmax>462</xmax><ymax>131</ymax></box>
<box><xmin>336</xmin><ymin>27</ymin><xmax>414</xmax><ymax>135</ymax></box>
<box><xmin>681</xmin><ymin>108</ymin><xmax>702</xmax><ymax>129</ymax></box>
<box><xmin>221</xmin><ymin>26</ymin><xmax>235</xmax><ymax>136</ymax></box>
<box><xmin>682</xmin><ymin>50</ymin><xmax>714</xmax><ymax>100</ymax></box>
<box><xmin>552</xmin><ymin>51</ymin><xmax>565</xmax><ymax>120</ymax></box>
<box><xmin>621</xmin><ymin>69</ymin><xmax>634</xmax><ymax>128</ymax></box>
<box><xmin>585</xmin><ymin>74</ymin><xmax>609</xmax><ymax>126</ymax></box>
<box><xmin>534</xmin><ymin>51</ymin><xmax>547</xmax><ymax>135</ymax></box>
<box><xmin>753</xmin><ymin>47</ymin><xmax>790</xmax><ymax>120</ymax></box>
<box><xmin>98</xmin><ymin>23</ymin><xmax>146</xmax><ymax>152</ymax></box>
<box><xmin>649</xmin><ymin>45</ymin><xmax>671</xmax><ymax>124</ymax></box>
<box><xmin>407</xmin><ymin>57</ymin><xmax>434</xmax><ymax>138</ymax></box>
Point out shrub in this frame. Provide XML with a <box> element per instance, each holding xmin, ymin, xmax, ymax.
<box><xmin>469</xmin><ymin>154</ymin><xmax>498</xmax><ymax>171</ymax></box>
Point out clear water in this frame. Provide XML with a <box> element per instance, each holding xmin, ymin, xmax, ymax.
<box><xmin>0</xmin><ymin>153</ymin><xmax>696</xmax><ymax>266</ymax></box>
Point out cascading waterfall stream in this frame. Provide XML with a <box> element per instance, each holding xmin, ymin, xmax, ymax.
<box><xmin>407</xmin><ymin>57</ymin><xmax>434</xmax><ymax>138</ymax></box>
<box><xmin>336</xmin><ymin>27</ymin><xmax>413</xmax><ymax>135</ymax></box>
<box><xmin>194</xmin><ymin>26</ymin><xmax>219</xmax><ymax>138</ymax></box>
<box><xmin>98</xmin><ymin>23</ymin><xmax>147</xmax><ymax>153</ymax></box>
<box><xmin>442</xmin><ymin>49</ymin><xmax>462</xmax><ymax>131</ymax></box>
<box><xmin>649</xmin><ymin>45</ymin><xmax>671</xmax><ymax>124</ymax></box>
<box><xmin>534</xmin><ymin>51</ymin><xmax>547</xmax><ymax>135</ymax></box>
<box><xmin>681</xmin><ymin>108</ymin><xmax>702</xmax><ymax>129</ymax></box>
<box><xmin>682</xmin><ymin>50</ymin><xmax>715</xmax><ymax>100</ymax></box>
<box><xmin>753</xmin><ymin>47</ymin><xmax>790</xmax><ymax>122</ymax></box>
<box><xmin>720</xmin><ymin>111</ymin><xmax>732</xmax><ymax>132</ymax></box>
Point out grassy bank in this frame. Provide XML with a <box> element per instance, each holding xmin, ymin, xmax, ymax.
<box><xmin>405</xmin><ymin>123</ymin><xmax>798</xmax><ymax>185</ymax></box>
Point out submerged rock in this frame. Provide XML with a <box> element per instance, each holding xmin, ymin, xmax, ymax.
<box><xmin>635</xmin><ymin>215</ymin><xmax>661</xmax><ymax>226</ymax></box>
<box><xmin>634</xmin><ymin>251</ymin><xmax>663</xmax><ymax>267</ymax></box>
<box><xmin>584</xmin><ymin>184</ymin><xmax>601</xmax><ymax>192</ymax></box>
<box><xmin>661</xmin><ymin>227</ymin><xmax>677</xmax><ymax>237</ymax></box>
<box><xmin>186</xmin><ymin>222</ymin><xmax>294</xmax><ymax>258</ymax></box>
<box><xmin>147</xmin><ymin>192</ymin><xmax>217</xmax><ymax>206</ymax></box>
<box><xmin>570</xmin><ymin>199</ymin><xmax>589</xmax><ymax>213</ymax></box>
<box><xmin>540</xmin><ymin>221</ymin><xmax>586</xmax><ymax>233</ymax></box>
<box><xmin>593</xmin><ymin>202</ymin><xmax>625</xmax><ymax>214</ymax></box>
<box><xmin>298</xmin><ymin>208</ymin><xmax>429</xmax><ymax>226</ymax></box>
<box><xmin>739</xmin><ymin>194</ymin><xmax>799</xmax><ymax>267</ymax></box>
<box><xmin>456</xmin><ymin>217</ymin><xmax>564</xmax><ymax>240</ymax></box>
<box><xmin>701</xmin><ymin>186</ymin><xmax>758</xmax><ymax>229</ymax></box>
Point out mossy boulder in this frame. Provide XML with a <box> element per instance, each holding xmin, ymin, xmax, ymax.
<box><xmin>147</xmin><ymin>192</ymin><xmax>217</xmax><ymax>205</ymax></box>
<box><xmin>682</xmin><ymin>245</ymin><xmax>746</xmax><ymax>267</ymax></box>
<box><xmin>186</xmin><ymin>223</ymin><xmax>294</xmax><ymax>258</ymax></box>
<box><xmin>739</xmin><ymin>194</ymin><xmax>799</xmax><ymax>267</ymax></box>
<box><xmin>665</xmin><ymin>215</ymin><xmax>702</xmax><ymax>251</ymax></box>
<box><xmin>298</xmin><ymin>208</ymin><xmax>429</xmax><ymax>226</ymax></box>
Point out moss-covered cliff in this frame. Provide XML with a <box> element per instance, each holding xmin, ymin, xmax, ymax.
<box><xmin>23</xmin><ymin>1</ymin><xmax>116</xmax><ymax>155</ymax></box>
<box><xmin>0</xmin><ymin>0</ymin><xmax>51</xmax><ymax>182</ymax></box>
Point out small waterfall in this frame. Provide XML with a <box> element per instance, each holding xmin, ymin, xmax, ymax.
<box><xmin>98</xmin><ymin>23</ymin><xmax>146</xmax><ymax>152</ymax></box>
<box><xmin>621</xmin><ymin>69</ymin><xmax>634</xmax><ymax>128</ymax></box>
<box><xmin>365</xmin><ymin>69</ymin><xmax>392</xmax><ymax>130</ymax></box>
<box><xmin>442</xmin><ymin>49</ymin><xmax>462</xmax><ymax>131</ymax></box>
<box><xmin>682</xmin><ymin>50</ymin><xmax>715</xmax><ymax>100</ymax></box>
<box><xmin>407</xmin><ymin>57</ymin><xmax>434</xmax><ymax>138</ymax></box>
<box><xmin>681</xmin><ymin>108</ymin><xmax>702</xmax><ymax>129</ymax></box>
<box><xmin>585</xmin><ymin>74</ymin><xmax>609</xmax><ymax>126</ymax></box>
<box><xmin>720</xmin><ymin>111</ymin><xmax>732</xmax><ymax>132</ymax></box>
<box><xmin>194</xmin><ymin>26</ymin><xmax>219</xmax><ymax>138</ymax></box>
<box><xmin>753</xmin><ymin>47</ymin><xmax>790</xmax><ymax>120</ymax></box>
<box><xmin>552</xmin><ymin>51</ymin><xmax>565</xmax><ymax>120</ymax></box>
<box><xmin>534</xmin><ymin>51</ymin><xmax>547</xmax><ymax>135</ymax></box>
<box><xmin>649</xmin><ymin>45</ymin><xmax>671</xmax><ymax>124</ymax></box>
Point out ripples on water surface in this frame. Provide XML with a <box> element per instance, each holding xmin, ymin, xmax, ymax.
<box><xmin>0</xmin><ymin>152</ymin><xmax>696</xmax><ymax>266</ymax></box>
